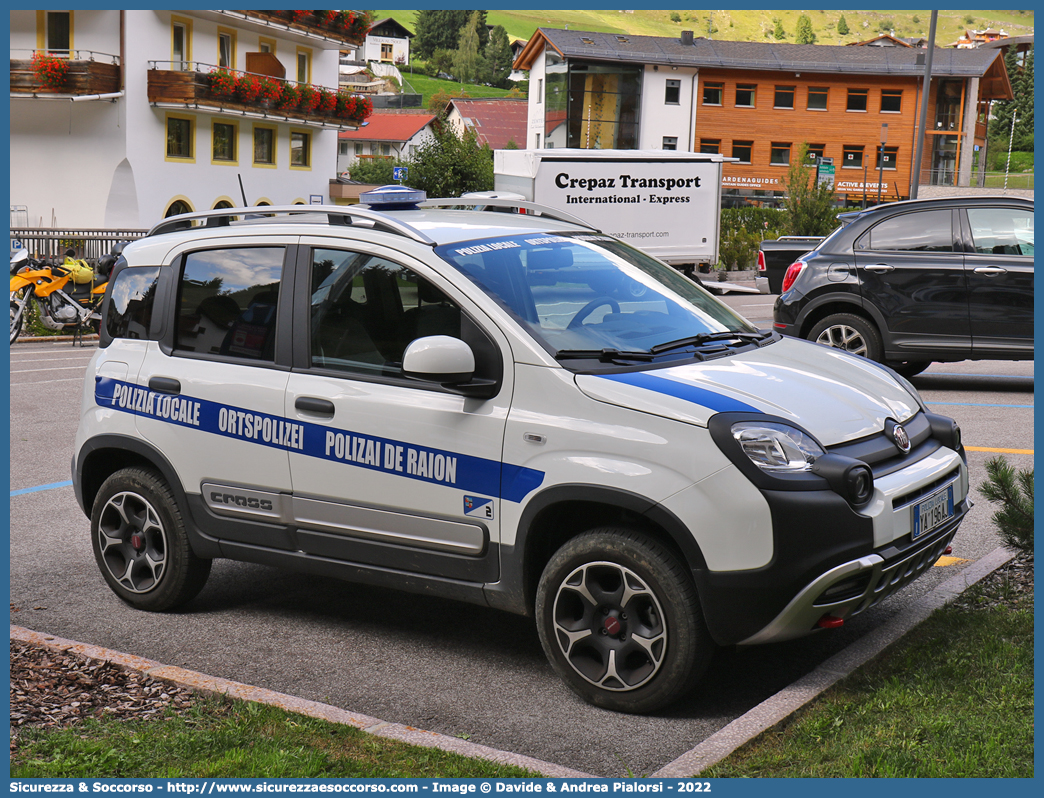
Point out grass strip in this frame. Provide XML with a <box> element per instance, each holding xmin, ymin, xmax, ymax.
<box><xmin>702</xmin><ymin>572</ymin><xmax>1034</xmax><ymax>778</ymax></box>
<box><xmin>11</xmin><ymin>699</ymin><xmax>537</xmax><ymax>779</ymax></box>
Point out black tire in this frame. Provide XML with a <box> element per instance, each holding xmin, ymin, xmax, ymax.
<box><xmin>535</xmin><ymin>528</ymin><xmax>714</xmax><ymax>714</ymax></box>
<box><xmin>808</xmin><ymin>312</ymin><xmax>883</xmax><ymax>363</ymax></box>
<box><xmin>10</xmin><ymin>300</ymin><xmax>24</xmax><ymax>344</ymax></box>
<box><xmin>91</xmin><ymin>467</ymin><xmax>211</xmax><ymax>611</ymax></box>
<box><xmin>888</xmin><ymin>360</ymin><xmax>931</xmax><ymax>378</ymax></box>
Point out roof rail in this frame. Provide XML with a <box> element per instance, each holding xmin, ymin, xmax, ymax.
<box><xmin>420</xmin><ymin>198</ymin><xmax>600</xmax><ymax>231</ymax></box>
<box><xmin>146</xmin><ymin>204</ymin><xmax>436</xmax><ymax>245</ymax></box>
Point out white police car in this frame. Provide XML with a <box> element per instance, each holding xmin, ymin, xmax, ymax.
<box><xmin>73</xmin><ymin>187</ymin><xmax>969</xmax><ymax>713</ymax></box>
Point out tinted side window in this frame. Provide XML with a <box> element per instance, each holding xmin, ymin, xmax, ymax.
<box><xmin>967</xmin><ymin>207</ymin><xmax>1034</xmax><ymax>257</ymax></box>
<box><xmin>106</xmin><ymin>267</ymin><xmax>160</xmax><ymax>340</ymax></box>
<box><xmin>862</xmin><ymin>210</ymin><xmax>953</xmax><ymax>252</ymax></box>
<box><xmin>309</xmin><ymin>248</ymin><xmax>462</xmax><ymax>376</ymax></box>
<box><xmin>175</xmin><ymin>247</ymin><xmax>284</xmax><ymax>360</ymax></box>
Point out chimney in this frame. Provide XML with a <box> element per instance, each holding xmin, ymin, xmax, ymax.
<box><xmin>681</xmin><ymin>30</ymin><xmax>694</xmax><ymax>46</ymax></box>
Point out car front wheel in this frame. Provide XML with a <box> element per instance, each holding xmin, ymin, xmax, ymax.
<box><xmin>536</xmin><ymin>528</ymin><xmax>713</xmax><ymax>714</ymax></box>
<box><xmin>91</xmin><ymin>467</ymin><xmax>211</xmax><ymax>611</ymax></box>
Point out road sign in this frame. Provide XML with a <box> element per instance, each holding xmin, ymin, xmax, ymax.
<box><xmin>816</xmin><ymin>157</ymin><xmax>835</xmax><ymax>190</ymax></box>
<box><xmin>393</xmin><ymin>166</ymin><xmax>408</xmax><ymax>182</ymax></box>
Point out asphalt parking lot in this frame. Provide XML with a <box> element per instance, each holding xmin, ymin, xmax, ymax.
<box><xmin>9</xmin><ymin>314</ymin><xmax>1033</xmax><ymax>777</ymax></box>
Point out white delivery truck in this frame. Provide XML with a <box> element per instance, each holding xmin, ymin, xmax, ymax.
<box><xmin>494</xmin><ymin>148</ymin><xmax>729</xmax><ymax>276</ymax></box>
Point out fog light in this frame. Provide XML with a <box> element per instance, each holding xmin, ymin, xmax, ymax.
<box><xmin>811</xmin><ymin>454</ymin><xmax>875</xmax><ymax>507</ymax></box>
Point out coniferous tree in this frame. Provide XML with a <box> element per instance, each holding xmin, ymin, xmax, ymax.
<box><xmin>795</xmin><ymin>15</ymin><xmax>816</xmax><ymax>44</ymax></box>
<box><xmin>453</xmin><ymin>11</ymin><xmax>484</xmax><ymax>85</ymax></box>
<box><xmin>413</xmin><ymin>10</ymin><xmax>488</xmax><ymax>60</ymax></box>
<box><xmin>989</xmin><ymin>46</ymin><xmax>1034</xmax><ymax>154</ymax></box>
<box><xmin>837</xmin><ymin>14</ymin><xmax>850</xmax><ymax>36</ymax></box>
<box><xmin>482</xmin><ymin>25</ymin><xmax>515</xmax><ymax>88</ymax></box>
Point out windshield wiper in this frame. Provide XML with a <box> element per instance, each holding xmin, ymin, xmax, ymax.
<box><xmin>650</xmin><ymin>330</ymin><xmax>772</xmax><ymax>354</ymax></box>
<box><xmin>555</xmin><ymin>348</ymin><xmax>656</xmax><ymax>362</ymax></box>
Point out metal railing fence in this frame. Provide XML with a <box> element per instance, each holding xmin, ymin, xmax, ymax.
<box><xmin>10</xmin><ymin>228</ymin><xmax>148</xmax><ymax>261</ymax></box>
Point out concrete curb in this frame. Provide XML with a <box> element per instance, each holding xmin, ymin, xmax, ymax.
<box><xmin>9</xmin><ymin>626</ymin><xmax>593</xmax><ymax>779</ymax></box>
<box><xmin>11</xmin><ymin>547</ymin><xmax>1013</xmax><ymax>779</ymax></box>
<box><xmin>650</xmin><ymin>545</ymin><xmax>1016</xmax><ymax>777</ymax></box>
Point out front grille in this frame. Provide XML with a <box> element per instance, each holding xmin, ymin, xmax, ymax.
<box><xmin>893</xmin><ymin>467</ymin><xmax>961</xmax><ymax>510</ymax></box>
<box><xmin>850</xmin><ymin>524</ymin><xmax>957</xmax><ymax>619</ymax></box>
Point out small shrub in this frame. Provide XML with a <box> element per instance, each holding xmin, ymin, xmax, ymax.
<box><xmin>32</xmin><ymin>52</ymin><xmax>69</xmax><ymax>88</ymax></box>
<box><xmin>298</xmin><ymin>84</ymin><xmax>320</xmax><ymax>113</ymax></box>
<box><xmin>234</xmin><ymin>73</ymin><xmax>261</xmax><ymax>103</ymax></box>
<box><xmin>209</xmin><ymin>67</ymin><xmax>236</xmax><ymax>97</ymax></box>
<box><xmin>256</xmin><ymin>76</ymin><xmax>283</xmax><ymax>105</ymax></box>
<box><xmin>670</xmin><ymin>12</ymin><xmax>681</xmax><ymax>24</ymax></box>
<box><xmin>276</xmin><ymin>82</ymin><xmax>300</xmax><ymax>110</ymax></box>
<box><xmin>978</xmin><ymin>457</ymin><xmax>1034</xmax><ymax>555</ymax></box>
<box><xmin>316</xmin><ymin>87</ymin><xmax>338</xmax><ymax>114</ymax></box>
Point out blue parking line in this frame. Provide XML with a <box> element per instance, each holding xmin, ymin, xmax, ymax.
<box><xmin>11</xmin><ymin>480</ymin><xmax>73</xmax><ymax>497</ymax></box>
<box><xmin>929</xmin><ymin>402</ymin><xmax>1034</xmax><ymax>409</ymax></box>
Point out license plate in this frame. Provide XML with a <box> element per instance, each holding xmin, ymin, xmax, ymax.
<box><xmin>913</xmin><ymin>485</ymin><xmax>954</xmax><ymax>539</ymax></box>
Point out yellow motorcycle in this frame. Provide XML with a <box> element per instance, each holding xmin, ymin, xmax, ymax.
<box><xmin>9</xmin><ymin>246</ymin><xmax>117</xmax><ymax>345</ymax></box>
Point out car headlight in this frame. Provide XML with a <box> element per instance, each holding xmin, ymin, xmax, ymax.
<box><xmin>731</xmin><ymin>422</ymin><xmax>824</xmax><ymax>473</ymax></box>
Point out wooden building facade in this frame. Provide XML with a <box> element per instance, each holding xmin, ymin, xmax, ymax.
<box><xmin>516</xmin><ymin>29</ymin><xmax>1014</xmax><ymax>206</ymax></box>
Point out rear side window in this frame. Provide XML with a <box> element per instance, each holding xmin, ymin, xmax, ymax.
<box><xmin>967</xmin><ymin>207</ymin><xmax>1034</xmax><ymax>257</ymax></box>
<box><xmin>174</xmin><ymin>247</ymin><xmax>284</xmax><ymax>360</ymax></box>
<box><xmin>860</xmin><ymin>210</ymin><xmax>953</xmax><ymax>253</ymax></box>
<box><xmin>105</xmin><ymin>266</ymin><xmax>160</xmax><ymax>340</ymax></box>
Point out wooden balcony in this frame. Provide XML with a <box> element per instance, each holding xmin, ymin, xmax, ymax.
<box><xmin>219</xmin><ymin>10</ymin><xmax>371</xmax><ymax>48</ymax></box>
<box><xmin>10</xmin><ymin>52</ymin><xmax>120</xmax><ymax>96</ymax></box>
<box><xmin>147</xmin><ymin>67</ymin><xmax>369</xmax><ymax>130</ymax></box>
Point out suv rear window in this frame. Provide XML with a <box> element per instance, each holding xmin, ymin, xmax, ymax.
<box><xmin>105</xmin><ymin>266</ymin><xmax>160</xmax><ymax>340</ymax></box>
<box><xmin>860</xmin><ymin>210</ymin><xmax>952</xmax><ymax>252</ymax></box>
<box><xmin>175</xmin><ymin>247</ymin><xmax>284</xmax><ymax>360</ymax></box>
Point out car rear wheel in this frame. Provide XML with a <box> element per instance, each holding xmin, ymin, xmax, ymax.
<box><xmin>536</xmin><ymin>528</ymin><xmax>713</xmax><ymax>713</ymax></box>
<box><xmin>91</xmin><ymin>467</ymin><xmax>211</xmax><ymax>611</ymax></box>
<box><xmin>808</xmin><ymin>313</ymin><xmax>883</xmax><ymax>362</ymax></box>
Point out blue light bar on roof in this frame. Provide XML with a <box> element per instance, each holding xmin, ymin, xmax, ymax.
<box><xmin>360</xmin><ymin>185</ymin><xmax>426</xmax><ymax>209</ymax></box>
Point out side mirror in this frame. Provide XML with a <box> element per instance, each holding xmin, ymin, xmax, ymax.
<box><xmin>402</xmin><ymin>336</ymin><xmax>475</xmax><ymax>385</ymax></box>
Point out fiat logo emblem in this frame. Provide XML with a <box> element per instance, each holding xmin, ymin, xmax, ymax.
<box><xmin>892</xmin><ymin>424</ymin><xmax>911</xmax><ymax>454</ymax></box>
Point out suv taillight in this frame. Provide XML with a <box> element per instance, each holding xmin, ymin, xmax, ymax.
<box><xmin>757</xmin><ymin>250</ymin><xmax>766</xmax><ymax>273</ymax></box>
<box><xmin>781</xmin><ymin>260</ymin><xmax>806</xmax><ymax>293</ymax></box>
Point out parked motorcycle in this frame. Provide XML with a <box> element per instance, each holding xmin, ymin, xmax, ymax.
<box><xmin>10</xmin><ymin>244</ymin><xmax>121</xmax><ymax>345</ymax></box>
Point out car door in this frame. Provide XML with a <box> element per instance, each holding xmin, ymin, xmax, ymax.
<box><xmin>284</xmin><ymin>240</ymin><xmax>512</xmax><ymax>583</ymax></box>
<box><xmin>854</xmin><ymin>207</ymin><xmax>971</xmax><ymax>359</ymax></box>
<box><xmin>134</xmin><ymin>239</ymin><xmax>297</xmax><ymax>550</ymax></box>
<box><xmin>961</xmin><ymin>204</ymin><xmax>1034</xmax><ymax>357</ymax></box>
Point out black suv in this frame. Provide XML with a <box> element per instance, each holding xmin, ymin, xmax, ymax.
<box><xmin>772</xmin><ymin>196</ymin><xmax>1033</xmax><ymax>376</ymax></box>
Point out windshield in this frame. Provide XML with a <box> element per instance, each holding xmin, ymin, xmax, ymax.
<box><xmin>435</xmin><ymin>233</ymin><xmax>761</xmax><ymax>364</ymax></box>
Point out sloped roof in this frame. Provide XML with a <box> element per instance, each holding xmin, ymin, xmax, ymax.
<box><xmin>846</xmin><ymin>33</ymin><xmax>912</xmax><ymax>47</ymax></box>
<box><xmin>338</xmin><ymin>113</ymin><xmax>435</xmax><ymax>143</ymax></box>
<box><xmin>368</xmin><ymin>18</ymin><xmax>414</xmax><ymax>39</ymax></box>
<box><xmin>516</xmin><ymin>27</ymin><xmax>1006</xmax><ymax>79</ymax></box>
<box><xmin>447</xmin><ymin>98</ymin><xmax>528</xmax><ymax>150</ymax></box>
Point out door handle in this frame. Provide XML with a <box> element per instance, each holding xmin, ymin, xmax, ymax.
<box><xmin>148</xmin><ymin>376</ymin><xmax>181</xmax><ymax>395</ymax></box>
<box><xmin>973</xmin><ymin>266</ymin><xmax>1007</xmax><ymax>276</ymax></box>
<box><xmin>295</xmin><ymin>396</ymin><xmax>335</xmax><ymax>417</ymax></box>
<box><xmin>863</xmin><ymin>264</ymin><xmax>894</xmax><ymax>273</ymax></box>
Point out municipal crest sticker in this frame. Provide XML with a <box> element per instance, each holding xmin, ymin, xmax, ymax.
<box><xmin>464</xmin><ymin>495</ymin><xmax>494</xmax><ymax>520</ymax></box>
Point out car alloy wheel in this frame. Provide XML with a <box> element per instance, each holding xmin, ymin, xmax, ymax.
<box><xmin>551</xmin><ymin>560</ymin><xmax>667</xmax><ymax>691</ymax></box>
<box><xmin>96</xmin><ymin>490</ymin><xmax>168</xmax><ymax>593</ymax></box>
